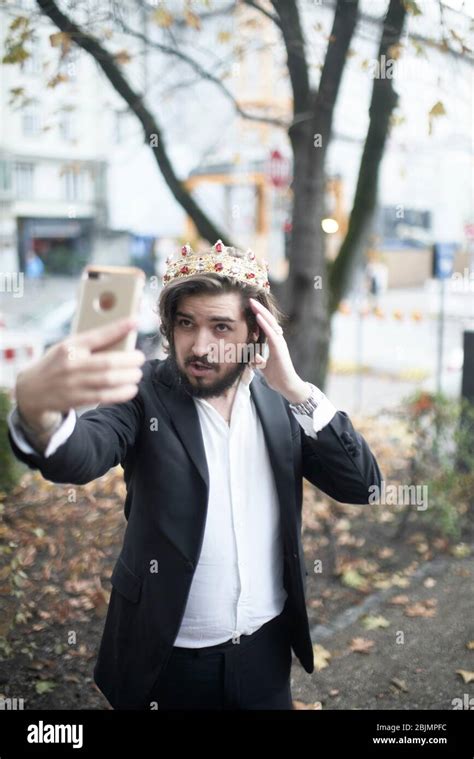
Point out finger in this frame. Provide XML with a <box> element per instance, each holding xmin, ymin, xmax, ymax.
<box><xmin>71</xmin><ymin>367</ymin><xmax>143</xmax><ymax>390</ymax></box>
<box><xmin>72</xmin><ymin>384</ymin><xmax>140</xmax><ymax>406</ymax></box>
<box><xmin>253</xmin><ymin>354</ymin><xmax>267</xmax><ymax>369</ymax></box>
<box><xmin>68</xmin><ymin>349</ymin><xmax>146</xmax><ymax>372</ymax></box>
<box><xmin>71</xmin><ymin>318</ymin><xmax>139</xmax><ymax>352</ymax></box>
<box><xmin>249</xmin><ymin>298</ymin><xmax>281</xmax><ymax>331</ymax></box>
<box><xmin>255</xmin><ymin>312</ymin><xmax>280</xmax><ymax>350</ymax></box>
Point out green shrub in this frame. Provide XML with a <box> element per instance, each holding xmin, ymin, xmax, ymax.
<box><xmin>403</xmin><ymin>390</ymin><xmax>474</xmax><ymax>539</ymax></box>
<box><xmin>0</xmin><ymin>390</ymin><xmax>22</xmax><ymax>494</ymax></box>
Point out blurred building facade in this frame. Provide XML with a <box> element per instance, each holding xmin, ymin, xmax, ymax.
<box><xmin>0</xmin><ymin>0</ymin><xmax>472</xmax><ymax>286</ymax></box>
<box><xmin>0</xmin><ymin>0</ymin><xmax>110</xmax><ymax>275</ymax></box>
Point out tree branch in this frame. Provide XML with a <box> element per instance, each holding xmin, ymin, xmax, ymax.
<box><xmin>323</xmin><ymin>0</ymin><xmax>471</xmax><ymax>62</ymax></box>
<box><xmin>313</xmin><ymin>0</ymin><xmax>359</xmax><ymax>133</ymax></box>
<box><xmin>35</xmin><ymin>0</ymin><xmax>233</xmax><ymax>245</ymax></box>
<box><xmin>116</xmin><ymin>18</ymin><xmax>288</xmax><ymax>128</ymax></box>
<box><xmin>270</xmin><ymin>0</ymin><xmax>311</xmax><ymax>118</ymax></box>
<box><xmin>243</xmin><ymin>0</ymin><xmax>281</xmax><ymax>28</ymax></box>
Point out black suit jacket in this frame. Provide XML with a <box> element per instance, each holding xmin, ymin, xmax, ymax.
<box><xmin>8</xmin><ymin>357</ymin><xmax>382</xmax><ymax>709</ymax></box>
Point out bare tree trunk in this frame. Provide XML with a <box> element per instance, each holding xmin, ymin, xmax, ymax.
<box><xmin>329</xmin><ymin>0</ymin><xmax>407</xmax><ymax>314</ymax></box>
<box><xmin>35</xmin><ymin>0</ymin><xmax>407</xmax><ymax>390</ymax></box>
<box><xmin>272</xmin><ymin>0</ymin><xmax>359</xmax><ymax>389</ymax></box>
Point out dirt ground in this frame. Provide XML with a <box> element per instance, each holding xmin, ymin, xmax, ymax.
<box><xmin>0</xmin><ymin>414</ymin><xmax>472</xmax><ymax>710</ymax></box>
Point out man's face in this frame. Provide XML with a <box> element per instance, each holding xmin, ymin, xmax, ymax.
<box><xmin>168</xmin><ymin>291</ymin><xmax>259</xmax><ymax>399</ymax></box>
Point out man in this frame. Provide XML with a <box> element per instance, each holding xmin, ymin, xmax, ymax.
<box><xmin>7</xmin><ymin>240</ymin><xmax>382</xmax><ymax>710</ymax></box>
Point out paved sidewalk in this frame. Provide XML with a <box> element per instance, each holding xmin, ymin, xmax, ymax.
<box><xmin>290</xmin><ymin>552</ymin><xmax>474</xmax><ymax>710</ymax></box>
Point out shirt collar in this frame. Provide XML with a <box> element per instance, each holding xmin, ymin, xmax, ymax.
<box><xmin>193</xmin><ymin>364</ymin><xmax>255</xmax><ymax>408</ymax></box>
<box><xmin>240</xmin><ymin>364</ymin><xmax>255</xmax><ymax>392</ymax></box>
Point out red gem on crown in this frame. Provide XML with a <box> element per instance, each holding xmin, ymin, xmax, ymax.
<box><xmin>180</xmin><ymin>265</ymin><xmax>189</xmax><ymax>274</ymax></box>
<box><xmin>214</xmin><ymin>262</ymin><xmax>223</xmax><ymax>272</ymax></box>
<box><xmin>215</xmin><ymin>240</ymin><xmax>223</xmax><ymax>253</ymax></box>
<box><xmin>245</xmin><ymin>272</ymin><xmax>255</xmax><ymax>279</ymax></box>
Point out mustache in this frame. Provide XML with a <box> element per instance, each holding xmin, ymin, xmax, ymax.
<box><xmin>186</xmin><ymin>358</ymin><xmax>215</xmax><ymax>368</ymax></box>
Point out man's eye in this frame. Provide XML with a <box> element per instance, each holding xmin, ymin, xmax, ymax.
<box><xmin>215</xmin><ymin>324</ymin><xmax>229</xmax><ymax>332</ymax></box>
<box><xmin>178</xmin><ymin>319</ymin><xmax>192</xmax><ymax>328</ymax></box>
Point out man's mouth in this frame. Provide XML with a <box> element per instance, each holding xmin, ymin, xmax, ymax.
<box><xmin>188</xmin><ymin>360</ymin><xmax>215</xmax><ymax>377</ymax></box>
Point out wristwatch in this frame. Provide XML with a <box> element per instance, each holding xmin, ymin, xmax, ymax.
<box><xmin>15</xmin><ymin>406</ymin><xmax>66</xmax><ymax>440</ymax></box>
<box><xmin>288</xmin><ymin>383</ymin><xmax>323</xmax><ymax>417</ymax></box>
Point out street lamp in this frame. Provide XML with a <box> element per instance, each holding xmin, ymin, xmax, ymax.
<box><xmin>321</xmin><ymin>217</ymin><xmax>339</xmax><ymax>234</ymax></box>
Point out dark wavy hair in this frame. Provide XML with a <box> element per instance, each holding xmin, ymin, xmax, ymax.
<box><xmin>158</xmin><ymin>273</ymin><xmax>287</xmax><ymax>355</ymax></box>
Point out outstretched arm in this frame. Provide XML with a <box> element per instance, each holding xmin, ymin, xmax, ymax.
<box><xmin>7</xmin><ymin>318</ymin><xmax>145</xmax><ymax>485</ymax></box>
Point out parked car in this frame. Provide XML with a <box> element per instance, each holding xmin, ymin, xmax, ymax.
<box><xmin>25</xmin><ymin>291</ymin><xmax>160</xmax><ymax>354</ymax></box>
<box><xmin>0</xmin><ymin>292</ymin><xmax>161</xmax><ymax>390</ymax></box>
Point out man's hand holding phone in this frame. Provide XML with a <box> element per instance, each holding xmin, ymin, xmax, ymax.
<box><xmin>14</xmin><ymin>318</ymin><xmax>146</xmax><ymax>450</ymax></box>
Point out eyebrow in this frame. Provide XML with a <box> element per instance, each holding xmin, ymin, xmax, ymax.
<box><xmin>175</xmin><ymin>311</ymin><xmax>237</xmax><ymax>323</ymax></box>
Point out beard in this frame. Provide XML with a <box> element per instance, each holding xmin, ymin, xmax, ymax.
<box><xmin>167</xmin><ymin>339</ymin><xmax>257</xmax><ymax>399</ymax></box>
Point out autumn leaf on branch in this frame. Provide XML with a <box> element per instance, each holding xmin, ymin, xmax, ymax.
<box><xmin>113</xmin><ymin>50</ymin><xmax>132</xmax><ymax>66</ymax></box>
<box><xmin>428</xmin><ymin>100</ymin><xmax>446</xmax><ymax>135</ymax></box>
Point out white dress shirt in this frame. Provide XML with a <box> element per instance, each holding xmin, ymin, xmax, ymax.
<box><xmin>7</xmin><ymin>367</ymin><xmax>337</xmax><ymax>647</ymax></box>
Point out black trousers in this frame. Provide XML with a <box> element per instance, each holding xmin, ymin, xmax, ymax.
<box><xmin>149</xmin><ymin>605</ymin><xmax>294</xmax><ymax>710</ymax></box>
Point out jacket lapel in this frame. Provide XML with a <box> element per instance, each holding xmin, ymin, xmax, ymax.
<box><xmin>152</xmin><ymin>358</ymin><xmax>210</xmax><ymax>491</ymax></box>
<box><xmin>249</xmin><ymin>371</ymin><xmax>298</xmax><ymax>536</ymax></box>
<box><xmin>152</xmin><ymin>358</ymin><xmax>297</xmax><ymax>533</ymax></box>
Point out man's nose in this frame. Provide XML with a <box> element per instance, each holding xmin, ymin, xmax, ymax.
<box><xmin>191</xmin><ymin>329</ymin><xmax>213</xmax><ymax>357</ymax></box>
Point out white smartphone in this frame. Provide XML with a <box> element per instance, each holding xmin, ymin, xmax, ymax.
<box><xmin>71</xmin><ymin>265</ymin><xmax>146</xmax><ymax>351</ymax></box>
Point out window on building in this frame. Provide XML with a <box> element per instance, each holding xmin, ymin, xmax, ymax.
<box><xmin>61</xmin><ymin>166</ymin><xmax>84</xmax><ymax>202</ymax></box>
<box><xmin>59</xmin><ymin>107</ymin><xmax>77</xmax><ymax>142</ymax></box>
<box><xmin>59</xmin><ymin>45</ymin><xmax>80</xmax><ymax>81</ymax></box>
<box><xmin>14</xmin><ymin>163</ymin><xmax>35</xmax><ymax>198</ymax></box>
<box><xmin>114</xmin><ymin>110</ymin><xmax>126</xmax><ymax>143</ymax></box>
<box><xmin>23</xmin><ymin>35</ymin><xmax>42</xmax><ymax>75</ymax></box>
<box><xmin>0</xmin><ymin>160</ymin><xmax>13</xmax><ymax>195</ymax></box>
<box><xmin>21</xmin><ymin>100</ymin><xmax>41</xmax><ymax>137</ymax></box>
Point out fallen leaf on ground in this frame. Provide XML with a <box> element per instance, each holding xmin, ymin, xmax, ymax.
<box><xmin>404</xmin><ymin>600</ymin><xmax>437</xmax><ymax>618</ymax></box>
<box><xmin>378</xmin><ymin>547</ymin><xmax>395</xmax><ymax>559</ymax></box>
<box><xmin>35</xmin><ymin>680</ymin><xmax>56</xmax><ymax>694</ymax></box>
<box><xmin>349</xmin><ymin>637</ymin><xmax>375</xmax><ymax>654</ymax></box>
<box><xmin>361</xmin><ymin>615</ymin><xmax>390</xmax><ymax>630</ymax></box>
<box><xmin>391</xmin><ymin>678</ymin><xmax>408</xmax><ymax>692</ymax></box>
<box><xmin>451</xmin><ymin>543</ymin><xmax>470</xmax><ymax>559</ymax></box>
<box><xmin>312</xmin><ymin>643</ymin><xmax>332</xmax><ymax>671</ymax></box>
<box><xmin>340</xmin><ymin>568</ymin><xmax>370</xmax><ymax>592</ymax></box>
<box><xmin>456</xmin><ymin>669</ymin><xmax>474</xmax><ymax>684</ymax></box>
<box><xmin>389</xmin><ymin>594</ymin><xmax>410</xmax><ymax>605</ymax></box>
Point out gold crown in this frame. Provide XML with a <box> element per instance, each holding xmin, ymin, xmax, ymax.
<box><xmin>162</xmin><ymin>239</ymin><xmax>270</xmax><ymax>290</ymax></box>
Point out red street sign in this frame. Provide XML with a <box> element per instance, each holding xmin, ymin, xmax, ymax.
<box><xmin>268</xmin><ymin>149</ymin><xmax>291</xmax><ymax>188</ymax></box>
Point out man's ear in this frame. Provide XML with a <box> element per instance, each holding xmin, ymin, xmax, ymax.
<box><xmin>249</xmin><ymin>328</ymin><xmax>260</xmax><ymax>342</ymax></box>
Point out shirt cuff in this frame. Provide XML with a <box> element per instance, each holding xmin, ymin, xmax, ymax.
<box><xmin>7</xmin><ymin>406</ymin><xmax>77</xmax><ymax>458</ymax></box>
<box><xmin>290</xmin><ymin>390</ymin><xmax>337</xmax><ymax>439</ymax></box>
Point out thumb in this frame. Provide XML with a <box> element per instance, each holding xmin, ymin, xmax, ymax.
<box><xmin>73</xmin><ymin>317</ymin><xmax>138</xmax><ymax>352</ymax></box>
